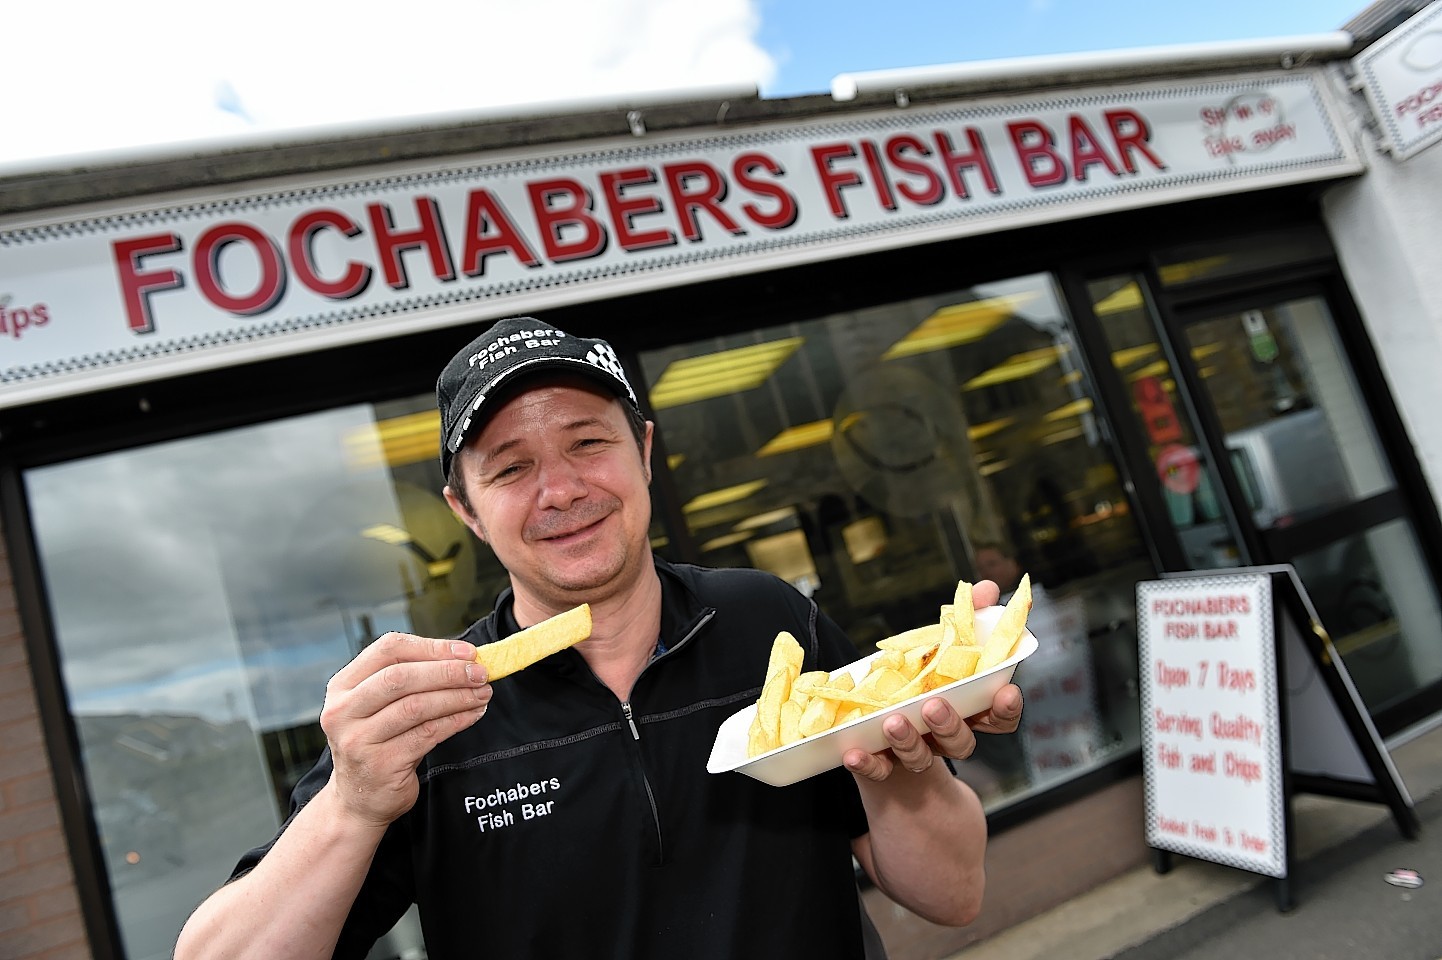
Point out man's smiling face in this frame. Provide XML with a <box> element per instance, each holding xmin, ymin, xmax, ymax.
<box><xmin>446</xmin><ymin>375</ymin><xmax>654</xmax><ymax>612</ymax></box>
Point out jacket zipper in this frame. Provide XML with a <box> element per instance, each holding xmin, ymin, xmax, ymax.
<box><xmin>616</xmin><ymin>607</ymin><xmax>715</xmax><ymax>864</ymax></box>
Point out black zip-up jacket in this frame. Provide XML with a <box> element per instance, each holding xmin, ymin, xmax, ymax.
<box><xmin>234</xmin><ymin>557</ymin><xmax>872</xmax><ymax>958</ymax></box>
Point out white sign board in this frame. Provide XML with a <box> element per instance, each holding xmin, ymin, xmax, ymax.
<box><xmin>1018</xmin><ymin>590</ymin><xmax>1104</xmax><ymax>783</ymax></box>
<box><xmin>0</xmin><ymin>70</ymin><xmax>1359</xmax><ymax>407</ymax></box>
<box><xmin>1137</xmin><ymin>573</ymin><xmax>1286</xmax><ymax>878</ymax></box>
<box><xmin>1355</xmin><ymin>0</ymin><xmax>1442</xmax><ymax>159</ymax></box>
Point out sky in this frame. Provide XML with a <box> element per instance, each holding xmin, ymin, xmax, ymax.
<box><xmin>3</xmin><ymin>0</ymin><xmax>1370</xmax><ymax>167</ymax></box>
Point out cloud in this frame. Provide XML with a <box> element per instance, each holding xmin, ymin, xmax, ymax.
<box><xmin>4</xmin><ymin>0</ymin><xmax>775</xmax><ymax>164</ymax></box>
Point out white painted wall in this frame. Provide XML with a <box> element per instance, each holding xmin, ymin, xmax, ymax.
<box><xmin>1320</xmin><ymin>64</ymin><xmax>1442</xmax><ymax>506</ymax></box>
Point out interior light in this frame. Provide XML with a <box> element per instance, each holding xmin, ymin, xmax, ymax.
<box><xmin>1041</xmin><ymin>425</ymin><xmax>1086</xmax><ymax>446</ymax></box>
<box><xmin>344</xmin><ymin>411</ymin><xmax>442</xmax><ymax>470</ymax></box>
<box><xmin>648</xmin><ymin>337</ymin><xmax>804</xmax><ymax>410</ymax></box>
<box><xmin>967</xmin><ymin>417</ymin><xmax>1014</xmax><ymax>441</ymax></box>
<box><xmin>361</xmin><ymin>523</ymin><xmax>413</xmax><ymax>546</ymax></box>
<box><xmin>735</xmin><ymin>507</ymin><xmax>799</xmax><ymax>530</ymax></box>
<box><xmin>1158</xmin><ymin>256</ymin><xmax>1231</xmax><ymax>285</ymax></box>
<box><xmin>881</xmin><ymin>293</ymin><xmax>1037</xmax><ymax>360</ymax></box>
<box><xmin>1044</xmin><ymin>398</ymin><xmax>1093</xmax><ymax>421</ymax></box>
<box><xmin>683</xmin><ymin>479</ymin><xmax>769</xmax><ymax>513</ymax></box>
<box><xmin>667</xmin><ymin>454</ymin><xmax>686</xmax><ymax>470</ymax></box>
<box><xmin>700</xmin><ymin>531</ymin><xmax>755</xmax><ymax>552</ymax></box>
<box><xmin>1128</xmin><ymin>359</ymin><xmax>1172</xmax><ymax>381</ymax></box>
<box><xmin>1094</xmin><ymin>282</ymin><xmax>1142</xmax><ymax>316</ymax></box>
<box><xmin>963</xmin><ymin>346</ymin><xmax>1063</xmax><ymax>390</ymax></box>
<box><xmin>1110</xmin><ymin>343</ymin><xmax>1159</xmax><ymax>368</ymax></box>
<box><xmin>757</xmin><ymin>420</ymin><xmax>834</xmax><ymax>456</ymax></box>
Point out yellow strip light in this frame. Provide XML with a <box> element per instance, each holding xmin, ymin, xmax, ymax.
<box><xmin>1094</xmin><ymin>282</ymin><xmax>1142</xmax><ymax>316</ymax></box>
<box><xmin>1128</xmin><ymin>359</ymin><xmax>1172</xmax><ymax>381</ymax></box>
<box><xmin>963</xmin><ymin>346</ymin><xmax>1063</xmax><ymax>390</ymax></box>
<box><xmin>757</xmin><ymin>419</ymin><xmax>834</xmax><ymax>457</ymax></box>
<box><xmin>1041</xmin><ymin>425</ymin><xmax>1086</xmax><ymax>446</ymax></box>
<box><xmin>700</xmin><ymin>531</ymin><xmax>755</xmax><ymax>552</ymax></box>
<box><xmin>735</xmin><ymin>507</ymin><xmax>798</xmax><ymax>531</ymax></box>
<box><xmin>361</xmin><ymin>523</ymin><xmax>412</xmax><ymax>545</ymax></box>
<box><xmin>1158</xmin><ymin>256</ymin><xmax>1231</xmax><ymax>285</ymax></box>
<box><xmin>345</xmin><ymin>411</ymin><xmax>442</xmax><ymax>470</ymax></box>
<box><xmin>1044</xmin><ymin>398</ymin><xmax>1093</xmax><ymax>421</ymax></box>
<box><xmin>967</xmin><ymin>417</ymin><xmax>1014</xmax><ymax>441</ymax></box>
<box><xmin>648</xmin><ymin>337</ymin><xmax>804</xmax><ymax>410</ymax></box>
<box><xmin>1110</xmin><ymin>343</ymin><xmax>1159</xmax><ymax>368</ymax></box>
<box><xmin>683</xmin><ymin>479</ymin><xmax>769</xmax><ymax>514</ymax></box>
<box><xmin>881</xmin><ymin>293</ymin><xmax>1037</xmax><ymax>360</ymax></box>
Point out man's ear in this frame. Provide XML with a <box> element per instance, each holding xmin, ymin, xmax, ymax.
<box><xmin>642</xmin><ymin>420</ymin><xmax>655</xmax><ymax>484</ymax></box>
<box><xmin>443</xmin><ymin>485</ymin><xmax>487</xmax><ymax>543</ymax></box>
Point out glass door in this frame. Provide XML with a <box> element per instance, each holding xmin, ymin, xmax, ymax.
<box><xmin>1172</xmin><ymin>292</ymin><xmax>1442</xmax><ymax>713</ymax></box>
<box><xmin>1085</xmin><ymin>274</ymin><xmax>1249</xmax><ymax>572</ymax></box>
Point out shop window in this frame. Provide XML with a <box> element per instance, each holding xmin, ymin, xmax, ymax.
<box><xmin>23</xmin><ymin>400</ymin><xmax>497</xmax><ymax>960</ymax></box>
<box><xmin>638</xmin><ymin>273</ymin><xmax>1154</xmax><ymax>808</ymax></box>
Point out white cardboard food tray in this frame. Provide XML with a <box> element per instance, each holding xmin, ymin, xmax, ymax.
<box><xmin>707</xmin><ymin>604</ymin><xmax>1037</xmax><ymax>787</ymax></box>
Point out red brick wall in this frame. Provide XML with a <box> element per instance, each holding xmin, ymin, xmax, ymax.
<box><xmin>0</xmin><ymin>519</ymin><xmax>93</xmax><ymax>959</ymax></box>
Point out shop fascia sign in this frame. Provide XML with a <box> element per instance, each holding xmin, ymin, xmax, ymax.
<box><xmin>0</xmin><ymin>68</ymin><xmax>1361</xmax><ymax>407</ymax></box>
<box><xmin>1354</xmin><ymin>0</ymin><xmax>1442</xmax><ymax>160</ymax></box>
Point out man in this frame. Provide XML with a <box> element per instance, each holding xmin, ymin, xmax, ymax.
<box><xmin>174</xmin><ymin>318</ymin><xmax>1023</xmax><ymax>960</ymax></box>
<box><xmin>974</xmin><ymin>542</ymin><xmax>1025</xmax><ymax>601</ymax></box>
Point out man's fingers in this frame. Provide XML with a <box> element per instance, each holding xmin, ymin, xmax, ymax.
<box><xmin>881</xmin><ymin>714</ymin><xmax>937</xmax><ymax>774</ymax></box>
<box><xmin>348</xmin><ymin>684</ymin><xmax>493</xmax><ymax>750</ymax></box>
<box><xmin>966</xmin><ymin>684</ymin><xmax>1024</xmax><ymax>735</ymax></box>
<box><xmin>971</xmin><ymin>579</ymin><xmax>1002</xmax><ymax>610</ymax></box>
<box><xmin>329</xmin><ymin>632</ymin><xmax>477</xmax><ymax>693</ymax></box>
<box><xmin>844</xmin><ymin>746</ymin><xmax>894</xmax><ymax>782</ymax></box>
<box><xmin>920</xmin><ymin>698</ymin><xmax>977</xmax><ymax>761</ymax></box>
<box><xmin>330</xmin><ymin>649</ymin><xmax>488</xmax><ymax>723</ymax></box>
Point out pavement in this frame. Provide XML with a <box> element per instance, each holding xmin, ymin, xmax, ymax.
<box><xmin>951</xmin><ymin>713</ymin><xmax>1442</xmax><ymax>960</ymax></box>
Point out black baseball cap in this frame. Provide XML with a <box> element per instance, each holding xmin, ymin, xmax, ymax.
<box><xmin>436</xmin><ymin>317</ymin><xmax>641</xmax><ymax>478</ymax></box>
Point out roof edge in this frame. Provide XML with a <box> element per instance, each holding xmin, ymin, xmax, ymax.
<box><xmin>831</xmin><ymin>32</ymin><xmax>1358</xmax><ymax>102</ymax></box>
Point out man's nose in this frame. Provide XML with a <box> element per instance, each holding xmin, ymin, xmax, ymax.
<box><xmin>536</xmin><ymin>457</ymin><xmax>587</xmax><ymax>508</ymax></box>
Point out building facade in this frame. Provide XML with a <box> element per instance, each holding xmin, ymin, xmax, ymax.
<box><xmin>2</xmin><ymin>4</ymin><xmax>1440</xmax><ymax>958</ymax></box>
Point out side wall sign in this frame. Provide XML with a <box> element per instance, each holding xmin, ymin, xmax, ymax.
<box><xmin>0</xmin><ymin>69</ymin><xmax>1360</xmax><ymax>407</ymax></box>
<box><xmin>1355</xmin><ymin>0</ymin><xmax>1442</xmax><ymax>160</ymax></box>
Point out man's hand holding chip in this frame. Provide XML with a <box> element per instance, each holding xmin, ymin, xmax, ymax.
<box><xmin>842</xmin><ymin>579</ymin><xmax>1023</xmax><ymax>782</ymax></box>
<box><xmin>844</xmin><ymin>678</ymin><xmax>1023</xmax><ymax>780</ymax></box>
<box><xmin>320</xmin><ymin>633</ymin><xmax>494</xmax><ymax>828</ymax></box>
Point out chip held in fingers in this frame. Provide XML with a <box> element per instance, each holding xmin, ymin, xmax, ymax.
<box><xmin>710</xmin><ymin>575</ymin><xmax>1038</xmax><ymax>784</ymax></box>
<box><xmin>474</xmin><ymin>603</ymin><xmax>592</xmax><ymax>681</ymax></box>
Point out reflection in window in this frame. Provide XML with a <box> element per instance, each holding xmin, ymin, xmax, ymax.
<box><xmin>640</xmin><ymin>273</ymin><xmax>1153</xmax><ymax>808</ymax></box>
<box><xmin>26</xmin><ymin>400</ymin><xmax>493</xmax><ymax>960</ymax></box>
<box><xmin>1182</xmin><ymin>299</ymin><xmax>1394</xmax><ymax>525</ymax></box>
<box><xmin>1090</xmin><ymin>274</ymin><xmax>1245</xmax><ymax>570</ymax></box>
<box><xmin>1290</xmin><ymin>520</ymin><xmax>1442</xmax><ymax>711</ymax></box>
